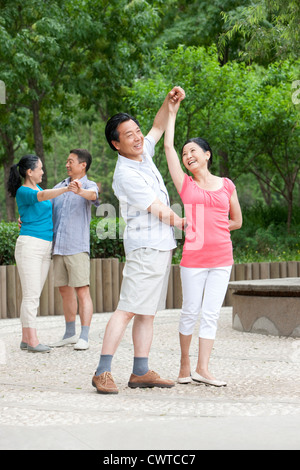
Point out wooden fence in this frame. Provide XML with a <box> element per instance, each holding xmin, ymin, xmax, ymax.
<box><xmin>0</xmin><ymin>259</ymin><xmax>300</xmax><ymax>320</ymax></box>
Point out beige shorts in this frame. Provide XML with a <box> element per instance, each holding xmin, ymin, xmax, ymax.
<box><xmin>53</xmin><ymin>253</ymin><xmax>90</xmax><ymax>288</ymax></box>
<box><xmin>118</xmin><ymin>248</ymin><xmax>172</xmax><ymax>316</ymax></box>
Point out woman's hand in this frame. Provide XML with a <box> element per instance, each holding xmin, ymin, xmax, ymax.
<box><xmin>68</xmin><ymin>179</ymin><xmax>82</xmax><ymax>194</ymax></box>
<box><xmin>168</xmin><ymin>86</ymin><xmax>186</xmax><ymax>113</ymax></box>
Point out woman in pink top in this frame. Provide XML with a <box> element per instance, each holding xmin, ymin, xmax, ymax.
<box><xmin>165</xmin><ymin>87</ymin><xmax>242</xmax><ymax>387</ymax></box>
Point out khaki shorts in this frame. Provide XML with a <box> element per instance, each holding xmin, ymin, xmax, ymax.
<box><xmin>53</xmin><ymin>253</ymin><xmax>90</xmax><ymax>288</ymax></box>
<box><xmin>118</xmin><ymin>248</ymin><xmax>172</xmax><ymax>316</ymax></box>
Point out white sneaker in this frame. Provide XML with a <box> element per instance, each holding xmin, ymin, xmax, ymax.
<box><xmin>50</xmin><ymin>335</ymin><xmax>78</xmax><ymax>348</ymax></box>
<box><xmin>74</xmin><ymin>338</ymin><xmax>89</xmax><ymax>350</ymax></box>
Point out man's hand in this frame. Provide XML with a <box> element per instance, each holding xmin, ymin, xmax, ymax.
<box><xmin>68</xmin><ymin>179</ymin><xmax>82</xmax><ymax>194</ymax></box>
<box><xmin>174</xmin><ymin>216</ymin><xmax>187</xmax><ymax>231</ymax></box>
<box><xmin>148</xmin><ymin>198</ymin><xmax>187</xmax><ymax>231</ymax></box>
<box><xmin>147</xmin><ymin>85</ymin><xmax>186</xmax><ymax>144</ymax></box>
<box><xmin>68</xmin><ymin>179</ymin><xmax>97</xmax><ymax>201</ymax></box>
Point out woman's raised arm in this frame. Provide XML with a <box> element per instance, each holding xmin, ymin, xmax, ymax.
<box><xmin>164</xmin><ymin>88</ymin><xmax>186</xmax><ymax>193</ymax></box>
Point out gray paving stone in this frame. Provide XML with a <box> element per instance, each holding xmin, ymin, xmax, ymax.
<box><xmin>0</xmin><ymin>308</ymin><xmax>299</xmax><ymax>450</ymax></box>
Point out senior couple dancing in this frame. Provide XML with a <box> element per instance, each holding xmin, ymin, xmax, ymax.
<box><xmin>8</xmin><ymin>86</ymin><xmax>242</xmax><ymax>392</ymax></box>
<box><xmin>93</xmin><ymin>87</ymin><xmax>242</xmax><ymax>394</ymax></box>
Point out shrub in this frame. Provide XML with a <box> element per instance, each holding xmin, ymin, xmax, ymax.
<box><xmin>231</xmin><ymin>203</ymin><xmax>300</xmax><ymax>263</ymax></box>
<box><xmin>90</xmin><ymin>217</ymin><xmax>125</xmax><ymax>260</ymax></box>
<box><xmin>0</xmin><ymin>222</ymin><xmax>19</xmax><ymax>265</ymax></box>
<box><xmin>1</xmin><ymin>204</ymin><xmax>300</xmax><ymax>265</ymax></box>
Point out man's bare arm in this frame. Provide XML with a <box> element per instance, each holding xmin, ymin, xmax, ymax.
<box><xmin>147</xmin><ymin>198</ymin><xmax>185</xmax><ymax>230</ymax></box>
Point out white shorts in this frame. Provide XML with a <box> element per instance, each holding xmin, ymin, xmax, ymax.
<box><xmin>118</xmin><ymin>248</ymin><xmax>172</xmax><ymax>316</ymax></box>
<box><xmin>179</xmin><ymin>265</ymin><xmax>232</xmax><ymax>339</ymax></box>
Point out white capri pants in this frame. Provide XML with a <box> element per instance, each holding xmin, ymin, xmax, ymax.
<box><xmin>179</xmin><ymin>266</ymin><xmax>232</xmax><ymax>340</ymax></box>
<box><xmin>15</xmin><ymin>236</ymin><xmax>52</xmax><ymax>329</ymax></box>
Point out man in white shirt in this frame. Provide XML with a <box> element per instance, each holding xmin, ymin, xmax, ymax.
<box><xmin>92</xmin><ymin>87</ymin><xmax>186</xmax><ymax>394</ymax></box>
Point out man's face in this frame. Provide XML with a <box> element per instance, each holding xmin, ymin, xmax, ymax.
<box><xmin>66</xmin><ymin>153</ymin><xmax>86</xmax><ymax>180</ymax></box>
<box><xmin>112</xmin><ymin>119</ymin><xmax>144</xmax><ymax>160</ymax></box>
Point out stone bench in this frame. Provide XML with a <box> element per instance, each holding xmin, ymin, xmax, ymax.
<box><xmin>228</xmin><ymin>277</ymin><xmax>300</xmax><ymax>338</ymax></box>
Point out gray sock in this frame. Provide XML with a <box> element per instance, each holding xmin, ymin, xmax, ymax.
<box><xmin>95</xmin><ymin>354</ymin><xmax>113</xmax><ymax>376</ymax></box>
<box><xmin>80</xmin><ymin>325</ymin><xmax>90</xmax><ymax>342</ymax></box>
<box><xmin>63</xmin><ymin>321</ymin><xmax>76</xmax><ymax>340</ymax></box>
<box><xmin>133</xmin><ymin>357</ymin><xmax>149</xmax><ymax>376</ymax></box>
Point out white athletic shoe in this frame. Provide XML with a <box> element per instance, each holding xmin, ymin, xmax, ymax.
<box><xmin>74</xmin><ymin>338</ymin><xmax>89</xmax><ymax>350</ymax></box>
<box><xmin>50</xmin><ymin>335</ymin><xmax>78</xmax><ymax>348</ymax></box>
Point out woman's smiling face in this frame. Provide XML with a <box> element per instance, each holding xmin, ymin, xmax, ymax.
<box><xmin>182</xmin><ymin>142</ymin><xmax>210</xmax><ymax>172</ymax></box>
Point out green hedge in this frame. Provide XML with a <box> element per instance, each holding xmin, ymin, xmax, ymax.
<box><xmin>231</xmin><ymin>203</ymin><xmax>300</xmax><ymax>263</ymax></box>
<box><xmin>0</xmin><ymin>222</ymin><xmax>20</xmax><ymax>265</ymax></box>
<box><xmin>1</xmin><ymin>204</ymin><xmax>300</xmax><ymax>265</ymax></box>
<box><xmin>0</xmin><ymin>218</ymin><xmax>127</xmax><ymax>265</ymax></box>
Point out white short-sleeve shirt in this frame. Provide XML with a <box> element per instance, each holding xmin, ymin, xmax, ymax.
<box><xmin>112</xmin><ymin>135</ymin><xmax>177</xmax><ymax>255</ymax></box>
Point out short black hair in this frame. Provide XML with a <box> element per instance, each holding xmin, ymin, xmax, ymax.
<box><xmin>105</xmin><ymin>113</ymin><xmax>141</xmax><ymax>151</ymax></box>
<box><xmin>69</xmin><ymin>149</ymin><xmax>92</xmax><ymax>172</ymax></box>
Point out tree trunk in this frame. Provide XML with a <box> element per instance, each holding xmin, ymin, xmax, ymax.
<box><xmin>218</xmin><ymin>150</ymin><xmax>230</xmax><ymax>178</ymax></box>
<box><xmin>32</xmin><ymin>99</ymin><xmax>47</xmax><ymax>189</ymax></box>
<box><xmin>2</xmin><ymin>137</ymin><xmax>16</xmax><ymax>221</ymax></box>
<box><xmin>287</xmin><ymin>190</ymin><xmax>293</xmax><ymax>234</ymax></box>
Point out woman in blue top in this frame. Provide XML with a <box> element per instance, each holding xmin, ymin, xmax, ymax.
<box><xmin>8</xmin><ymin>154</ymin><xmax>74</xmax><ymax>353</ymax></box>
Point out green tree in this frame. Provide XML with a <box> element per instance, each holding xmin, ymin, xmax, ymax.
<box><xmin>220</xmin><ymin>0</ymin><xmax>300</xmax><ymax>64</ymax></box>
<box><xmin>0</xmin><ymin>0</ymin><xmax>161</xmax><ymax>219</ymax></box>
<box><xmin>125</xmin><ymin>45</ymin><xmax>300</xmax><ymax>228</ymax></box>
<box><xmin>155</xmin><ymin>0</ymin><xmax>252</xmax><ymax>65</ymax></box>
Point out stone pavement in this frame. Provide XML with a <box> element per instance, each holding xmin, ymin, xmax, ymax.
<box><xmin>0</xmin><ymin>308</ymin><xmax>299</xmax><ymax>450</ymax></box>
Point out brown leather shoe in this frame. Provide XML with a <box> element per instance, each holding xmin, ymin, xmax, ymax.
<box><xmin>128</xmin><ymin>370</ymin><xmax>175</xmax><ymax>389</ymax></box>
<box><xmin>92</xmin><ymin>371</ymin><xmax>119</xmax><ymax>394</ymax></box>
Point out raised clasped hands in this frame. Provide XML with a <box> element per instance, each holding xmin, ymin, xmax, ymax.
<box><xmin>168</xmin><ymin>86</ymin><xmax>186</xmax><ymax>113</ymax></box>
<box><xmin>68</xmin><ymin>179</ymin><xmax>82</xmax><ymax>194</ymax></box>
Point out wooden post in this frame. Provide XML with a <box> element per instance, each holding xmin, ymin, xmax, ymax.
<box><xmin>102</xmin><ymin>259</ymin><xmax>113</xmax><ymax>313</ymax></box>
<box><xmin>173</xmin><ymin>265</ymin><xmax>182</xmax><ymax>308</ymax></box>
<box><xmin>40</xmin><ymin>274</ymin><xmax>49</xmax><ymax>316</ymax></box>
<box><xmin>96</xmin><ymin>259</ymin><xmax>103</xmax><ymax>313</ymax></box>
<box><xmin>0</xmin><ymin>266</ymin><xmax>7</xmax><ymax>319</ymax></box>
<box><xmin>279</xmin><ymin>262</ymin><xmax>287</xmax><ymax>278</ymax></box>
<box><xmin>166</xmin><ymin>266</ymin><xmax>174</xmax><ymax>309</ymax></box>
<box><xmin>7</xmin><ymin>265</ymin><xmax>17</xmax><ymax>318</ymax></box>
<box><xmin>287</xmin><ymin>261</ymin><xmax>298</xmax><ymax>277</ymax></box>
<box><xmin>54</xmin><ymin>287</ymin><xmax>64</xmax><ymax>316</ymax></box>
<box><xmin>111</xmin><ymin>258</ymin><xmax>120</xmax><ymax>311</ymax></box>
<box><xmin>224</xmin><ymin>264</ymin><xmax>235</xmax><ymax>306</ymax></box>
<box><xmin>235</xmin><ymin>264</ymin><xmax>246</xmax><ymax>281</ymax></box>
<box><xmin>48</xmin><ymin>262</ymin><xmax>55</xmax><ymax>316</ymax></box>
<box><xmin>90</xmin><ymin>259</ymin><xmax>96</xmax><ymax>313</ymax></box>
<box><xmin>252</xmin><ymin>263</ymin><xmax>260</xmax><ymax>280</ymax></box>
<box><xmin>260</xmin><ymin>262</ymin><xmax>270</xmax><ymax>279</ymax></box>
<box><xmin>245</xmin><ymin>263</ymin><xmax>252</xmax><ymax>280</ymax></box>
<box><xmin>270</xmin><ymin>262</ymin><xmax>280</xmax><ymax>279</ymax></box>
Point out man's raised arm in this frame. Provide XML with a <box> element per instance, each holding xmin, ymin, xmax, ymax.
<box><xmin>147</xmin><ymin>86</ymin><xmax>185</xmax><ymax>144</ymax></box>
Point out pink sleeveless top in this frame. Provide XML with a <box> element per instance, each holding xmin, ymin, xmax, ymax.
<box><xmin>179</xmin><ymin>174</ymin><xmax>235</xmax><ymax>268</ymax></box>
